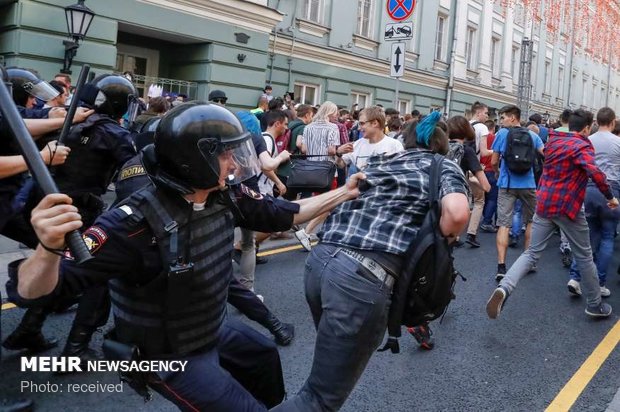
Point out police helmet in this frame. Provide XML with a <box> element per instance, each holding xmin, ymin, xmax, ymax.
<box><xmin>7</xmin><ymin>68</ymin><xmax>59</xmax><ymax>106</ymax></box>
<box><xmin>86</xmin><ymin>74</ymin><xmax>138</xmax><ymax>119</ymax></box>
<box><xmin>149</xmin><ymin>102</ymin><xmax>260</xmax><ymax>192</ymax></box>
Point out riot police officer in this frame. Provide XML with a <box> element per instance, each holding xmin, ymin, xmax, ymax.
<box><xmin>3</xmin><ymin>74</ymin><xmax>137</xmax><ymax>361</ymax></box>
<box><xmin>8</xmin><ymin>102</ymin><xmax>363</xmax><ymax>411</ymax></box>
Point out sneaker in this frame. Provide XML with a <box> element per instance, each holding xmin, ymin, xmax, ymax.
<box><xmin>486</xmin><ymin>286</ymin><xmax>509</xmax><ymax>319</ymax></box>
<box><xmin>407</xmin><ymin>324</ymin><xmax>434</xmax><ymax>350</ymax></box>
<box><xmin>600</xmin><ymin>286</ymin><xmax>611</xmax><ymax>298</ymax></box>
<box><xmin>567</xmin><ymin>279</ymin><xmax>582</xmax><ymax>296</ymax></box>
<box><xmin>508</xmin><ymin>235</ymin><xmax>519</xmax><ymax>248</ymax></box>
<box><xmin>466</xmin><ymin>234</ymin><xmax>480</xmax><ymax>248</ymax></box>
<box><xmin>452</xmin><ymin>238</ymin><xmax>465</xmax><ymax>248</ymax></box>
<box><xmin>480</xmin><ymin>223</ymin><xmax>497</xmax><ymax>233</ymax></box>
<box><xmin>585</xmin><ymin>302</ymin><xmax>612</xmax><ymax>318</ymax></box>
<box><xmin>295</xmin><ymin>229</ymin><xmax>312</xmax><ymax>252</ymax></box>
<box><xmin>256</xmin><ymin>294</ymin><xmax>264</xmax><ymax>302</ymax></box>
<box><xmin>495</xmin><ymin>264</ymin><xmax>506</xmax><ymax>282</ymax></box>
<box><xmin>528</xmin><ymin>263</ymin><xmax>537</xmax><ymax>274</ymax></box>
<box><xmin>561</xmin><ymin>249</ymin><xmax>572</xmax><ymax>268</ymax></box>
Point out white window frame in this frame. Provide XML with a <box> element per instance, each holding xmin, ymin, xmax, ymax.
<box><xmin>302</xmin><ymin>0</ymin><xmax>322</xmax><ymax>23</ymax></box>
<box><xmin>465</xmin><ymin>26</ymin><xmax>477</xmax><ymax>70</ymax></box>
<box><xmin>356</xmin><ymin>0</ymin><xmax>375</xmax><ymax>38</ymax></box>
<box><xmin>398</xmin><ymin>100</ymin><xmax>410</xmax><ymax>116</ymax></box>
<box><xmin>557</xmin><ymin>67</ymin><xmax>564</xmax><ymax>100</ymax></box>
<box><xmin>511</xmin><ymin>46</ymin><xmax>519</xmax><ymax>78</ymax></box>
<box><xmin>491</xmin><ymin>37</ymin><xmax>501</xmax><ymax>79</ymax></box>
<box><xmin>294</xmin><ymin>82</ymin><xmax>320</xmax><ymax>106</ymax></box>
<box><xmin>582</xmin><ymin>78</ymin><xmax>588</xmax><ymax>106</ymax></box>
<box><xmin>351</xmin><ymin>91</ymin><xmax>371</xmax><ymax>109</ymax></box>
<box><xmin>544</xmin><ymin>60</ymin><xmax>551</xmax><ymax>94</ymax></box>
<box><xmin>435</xmin><ymin>14</ymin><xmax>448</xmax><ymax>61</ymax></box>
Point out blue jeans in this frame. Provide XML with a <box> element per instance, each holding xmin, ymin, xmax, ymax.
<box><xmin>273</xmin><ymin>243</ymin><xmax>392</xmax><ymax>411</ymax></box>
<box><xmin>569</xmin><ymin>184</ymin><xmax>620</xmax><ymax>286</ymax></box>
<box><xmin>482</xmin><ymin>171</ymin><xmax>498</xmax><ymax>225</ymax></box>
<box><xmin>511</xmin><ymin>200</ymin><xmax>522</xmax><ymax>238</ymax></box>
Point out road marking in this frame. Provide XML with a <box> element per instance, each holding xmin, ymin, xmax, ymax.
<box><xmin>546</xmin><ymin>319</ymin><xmax>620</xmax><ymax>411</ymax></box>
<box><xmin>2</xmin><ymin>302</ymin><xmax>16</xmax><ymax>310</ymax></box>
<box><xmin>257</xmin><ymin>242</ymin><xmax>317</xmax><ymax>257</ymax></box>
<box><xmin>1</xmin><ymin>242</ymin><xmax>312</xmax><ymax>311</ymax></box>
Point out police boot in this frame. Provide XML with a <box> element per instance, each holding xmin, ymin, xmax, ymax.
<box><xmin>264</xmin><ymin>314</ymin><xmax>294</xmax><ymax>346</ymax></box>
<box><xmin>2</xmin><ymin>307</ymin><xmax>58</xmax><ymax>353</ymax></box>
<box><xmin>59</xmin><ymin>325</ymin><xmax>100</xmax><ymax>367</ymax></box>
<box><xmin>0</xmin><ymin>398</ymin><xmax>33</xmax><ymax>412</ymax></box>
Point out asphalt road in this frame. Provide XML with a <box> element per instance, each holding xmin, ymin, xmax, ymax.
<box><xmin>1</xmin><ymin>230</ymin><xmax>620</xmax><ymax>411</ymax></box>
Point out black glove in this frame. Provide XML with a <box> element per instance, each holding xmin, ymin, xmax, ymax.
<box><xmin>265</xmin><ymin>314</ymin><xmax>295</xmax><ymax>346</ymax></box>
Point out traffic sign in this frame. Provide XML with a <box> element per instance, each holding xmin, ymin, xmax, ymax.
<box><xmin>386</xmin><ymin>0</ymin><xmax>416</xmax><ymax>22</ymax></box>
<box><xmin>390</xmin><ymin>42</ymin><xmax>405</xmax><ymax>77</ymax></box>
<box><xmin>384</xmin><ymin>21</ymin><xmax>413</xmax><ymax>41</ymax></box>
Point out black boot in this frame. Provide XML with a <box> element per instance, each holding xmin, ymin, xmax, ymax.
<box><xmin>0</xmin><ymin>398</ymin><xmax>33</xmax><ymax>412</ymax></box>
<box><xmin>264</xmin><ymin>314</ymin><xmax>294</xmax><ymax>346</ymax></box>
<box><xmin>59</xmin><ymin>325</ymin><xmax>100</xmax><ymax>367</ymax></box>
<box><xmin>2</xmin><ymin>307</ymin><xmax>57</xmax><ymax>353</ymax></box>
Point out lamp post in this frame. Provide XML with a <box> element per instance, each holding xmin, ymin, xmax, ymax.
<box><xmin>61</xmin><ymin>0</ymin><xmax>95</xmax><ymax>74</ymax></box>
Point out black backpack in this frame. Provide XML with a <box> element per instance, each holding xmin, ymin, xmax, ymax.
<box><xmin>446</xmin><ymin>140</ymin><xmax>465</xmax><ymax>166</ymax></box>
<box><xmin>503</xmin><ymin>127</ymin><xmax>535</xmax><ymax>175</ymax></box>
<box><xmin>380</xmin><ymin>154</ymin><xmax>464</xmax><ymax>354</ymax></box>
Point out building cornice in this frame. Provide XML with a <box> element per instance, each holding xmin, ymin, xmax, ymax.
<box><xmin>136</xmin><ymin>0</ymin><xmax>283</xmax><ymax>34</ymax></box>
<box><xmin>271</xmin><ymin>36</ymin><xmax>447</xmax><ymax>91</ymax></box>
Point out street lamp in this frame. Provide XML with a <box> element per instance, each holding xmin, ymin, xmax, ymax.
<box><xmin>61</xmin><ymin>0</ymin><xmax>95</xmax><ymax>74</ymax></box>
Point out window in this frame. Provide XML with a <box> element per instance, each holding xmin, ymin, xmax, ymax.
<box><xmin>356</xmin><ymin>0</ymin><xmax>373</xmax><ymax>38</ymax></box>
<box><xmin>491</xmin><ymin>38</ymin><xmax>501</xmax><ymax>78</ymax></box>
<box><xmin>557</xmin><ymin>67</ymin><xmax>564</xmax><ymax>99</ymax></box>
<box><xmin>465</xmin><ymin>27</ymin><xmax>477</xmax><ymax>70</ymax></box>
<box><xmin>399</xmin><ymin>100</ymin><xmax>410</xmax><ymax>115</ymax></box>
<box><xmin>351</xmin><ymin>91</ymin><xmax>371</xmax><ymax>108</ymax></box>
<box><xmin>511</xmin><ymin>47</ymin><xmax>519</xmax><ymax>78</ymax></box>
<box><xmin>302</xmin><ymin>0</ymin><xmax>321</xmax><ymax>23</ymax></box>
<box><xmin>294</xmin><ymin>83</ymin><xmax>320</xmax><ymax>106</ymax></box>
<box><xmin>582</xmin><ymin>78</ymin><xmax>588</xmax><ymax>106</ymax></box>
<box><xmin>435</xmin><ymin>15</ymin><xmax>447</xmax><ymax>61</ymax></box>
<box><xmin>544</xmin><ymin>61</ymin><xmax>551</xmax><ymax>94</ymax></box>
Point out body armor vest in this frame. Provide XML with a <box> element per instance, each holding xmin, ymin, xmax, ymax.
<box><xmin>109</xmin><ymin>185</ymin><xmax>234</xmax><ymax>357</ymax></box>
<box><xmin>55</xmin><ymin>113</ymin><xmax>122</xmax><ymax>196</ymax></box>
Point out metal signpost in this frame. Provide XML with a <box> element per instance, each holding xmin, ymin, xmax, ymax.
<box><xmin>385</xmin><ymin>0</ymin><xmax>416</xmax><ymax>107</ymax></box>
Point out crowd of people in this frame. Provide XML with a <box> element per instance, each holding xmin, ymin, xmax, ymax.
<box><xmin>0</xmin><ymin>65</ymin><xmax>619</xmax><ymax>411</ymax></box>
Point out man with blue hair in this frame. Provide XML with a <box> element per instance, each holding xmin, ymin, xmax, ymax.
<box><xmin>273</xmin><ymin>111</ymin><xmax>471</xmax><ymax>412</ymax></box>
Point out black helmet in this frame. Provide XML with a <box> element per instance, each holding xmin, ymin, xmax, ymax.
<box><xmin>85</xmin><ymin>74</ymin><xmax>138</xmax><ymax>119</ymax></box>
<box><xmin>149</xmin><ymin>102</ymin><xmax>259</xmax><ymax>192</ymax></box>
<box><xmin>7</xmin><ymin>68</ymin><xmax>59</xmax><ymax>106</ymax></box>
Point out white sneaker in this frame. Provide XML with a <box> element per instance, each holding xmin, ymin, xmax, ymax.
<box><xmin>600</xmin><ymin>286</ymin><xmax>611</xmax><ymax>298</ymax></box>
<box><xmin>567</xmin><ymin>279</ymin><xmax>582</xmax><ymax>296</ymax></box>
<box><xmin>295</xmin><ymin>229</ymin><xmax>312</xmax><ymax>252</ymax></box>
<box><xmin>256</xmin><ymin>294</ymin><xmax>264</xmax><ymax>302</ymax></box>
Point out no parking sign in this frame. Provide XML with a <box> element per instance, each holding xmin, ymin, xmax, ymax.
<box><xmin>386</xmin><ymin>0</ymin><xmax>416</xmax><ymax>22</ymax></box>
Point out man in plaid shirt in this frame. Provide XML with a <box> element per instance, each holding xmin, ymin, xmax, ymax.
<box><xmin>487</xmin><ymin>109</ymin><xmax>619</xmax><ymax>320</ymax></box>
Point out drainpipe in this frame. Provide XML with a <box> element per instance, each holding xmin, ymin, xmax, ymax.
<box><xmin>565</xmin><ymin>0</ymin><xmax>576</xmax><ymax>108</ymax></box>
<box><xmin>287</xmin><ymin>0</ymin><xmax>299</xmax><ymax>91</ymax></box>
<box><xmin>445</xmin><ymin>0</ymin><xmax>458</xmax><ymax>117</ymax></box>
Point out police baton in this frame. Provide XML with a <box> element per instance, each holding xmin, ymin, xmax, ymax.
<box><xmin>0</xmin><ymin>81</ymin><xmax>93</xmax><ymax>264</ymax></box>
<box><xmin>57</xmin><ymin>64</ymin><xmax>90</xmax><ymax>145</ymax></box>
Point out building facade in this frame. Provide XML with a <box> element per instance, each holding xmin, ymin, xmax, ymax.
<box><xmin>1</xmin><ymin>0</ymin><xmax>619</xmax><ymax>118</ymax></box>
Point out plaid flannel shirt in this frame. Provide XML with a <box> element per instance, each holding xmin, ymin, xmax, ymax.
<box><xmin>536</xmin><ymin>130</ymin><xmax>613</xmax><ymax>220</ymax></box>
<box><xmin>319</xmin><ymin>149</ymin><xmax>468</xmax><ymax>255</ymax></box>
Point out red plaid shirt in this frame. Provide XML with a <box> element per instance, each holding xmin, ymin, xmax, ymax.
<box><xmin>536</xmin><ymin>130</ymin><xmax>613</xmax><ymax>220</ymax></box>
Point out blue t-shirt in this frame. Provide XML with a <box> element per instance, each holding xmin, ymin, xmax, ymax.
<box><xmin>491</xmin><ymin>127</ymin><xmax>543</xmax><ymax>189</ymax></box>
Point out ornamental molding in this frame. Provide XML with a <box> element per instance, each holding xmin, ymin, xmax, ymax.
<box><xmin>352</xmin><ymin>34</ymin><xmax>379</xmax><ymax>51</ymax></box>
<box><xmin>295</xmin><ymin>18</ymin><xmax>330</xmax><ymax>38</ymax></box>
<box><xmin>136</xmin><ymin>0</ymin><xmax>283</xmax><ymax>34</ymax></box>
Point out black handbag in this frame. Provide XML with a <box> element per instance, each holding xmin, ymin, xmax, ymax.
<box><xmin>287</xmin><ymin>158</ymin><xmax>336</xmax><ymax>192</ymax></box>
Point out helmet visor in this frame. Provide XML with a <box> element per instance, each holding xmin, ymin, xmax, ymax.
<box><xmin>126</xmin><ymin>95</ymin><xmax>140</xmax><ymax>124</ymax></box>
<box><xmin>198</xmin><ymin>137</ymin><xmax>261</xmax><ymax>186</ymax></box>
<box><xmin>22</xmin><ymin>80</ymin><xmax>59</xmax><ymax>101</ymax></box>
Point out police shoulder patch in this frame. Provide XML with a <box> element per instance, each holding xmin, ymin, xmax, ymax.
<box><xmin>240</xmin><ymin>184</ymin><xmax>263</xmax><ymax>200</ymax></box>
<box><xmin>82</xmin><ymin>226</ymin><xmax>108</xmax><ymax>254</ymax></box>
<box><xmin>118</xmin><ymin>165</ymin><xmax>146</xmax><ymax>181</ymax></box>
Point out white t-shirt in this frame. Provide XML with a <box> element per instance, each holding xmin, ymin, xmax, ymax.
<box><xmin>342</xmin><ymin>135</ymin><xmax>404</xmax><ymax>170</ymax></box>
<box><xmin>470</xmin><ymin>121</ymin><xmax>489</xmax><ymax>157</ymax></box>
<box><xmin>258</xmin><ymin>132</ymin><xmax>278</xmax><ymax>194</ymax></box>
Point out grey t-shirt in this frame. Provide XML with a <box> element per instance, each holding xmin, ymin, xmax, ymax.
<box><xmin>588</xmin><ymin>131</ymin><xmax>620</xmax><ymax>185</ymax></box>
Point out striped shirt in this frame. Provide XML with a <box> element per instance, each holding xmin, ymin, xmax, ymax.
<box><xmin>300</xmin><ymin>120</ymin><xmax>340</xmax><ymax>161</ymax></box>
<box><xmin>320</xmin><ymin>149</ymin><xmax>468</xmax><ymax>255</ymax></box>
